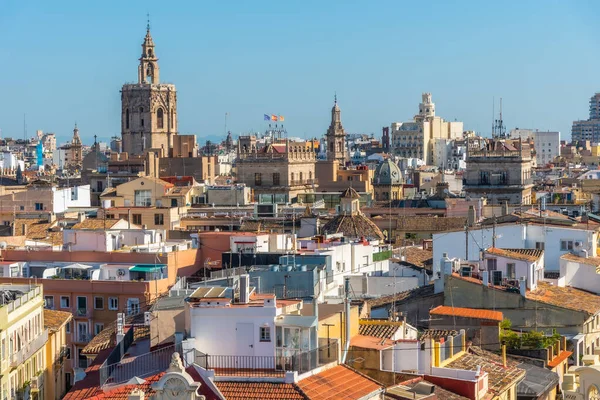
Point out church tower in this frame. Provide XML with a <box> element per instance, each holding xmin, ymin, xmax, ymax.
<box><xmin>326</xmin><ymin>95</ymin><xmax>347</xmax><ymax>165</ymax></box>
<box><xmin>121</xmin><ymin>22</ymin><xmax>178</xmax><ymax>157</ymax></box>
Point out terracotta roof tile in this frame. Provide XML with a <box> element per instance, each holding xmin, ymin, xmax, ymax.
<box><xmin>430</xmin><ymin>305</ymin><xmax>503</xmax><ymax>322</ymax></box>
<box><xmin>419</xmin><ymin>329</ymin><xmax>458</xmax><ymax>341</ymax></box>
<box><xmin>367</xmin><ymin>284</ymin><xmax>438</xmax><ymax>308</ymax></box>
<box><xmin>71</xmin><ymin>218</ymin><xmax>121</xmax><ymax>230</ymax></box>
<box><xmin>547</xmin><ymin>350</ymin><xmax>573</xmax><ymax>368</ymax></box>
<box><xmin>215</xmin><ymin>381</ymin><xmax>306</xmax><ymax>400</ymax></box>
<box><xmin>14</xmin><ymin>218</ymin><xmax>62</xmax><ymax>245</ymax></box>
<box><xmin>359</xmin><ymin>319</ymin><xmax>401</xmax><ymax>339</ymax></box>
<box><xmin>399</xmin><ymin>247</ymin><xmax>433</xmax><ymax>268</ymax></box>
<box><xmin>297</xmin><ymin>364</ymin><xmax>382</xmax><ymax>400</ymax></box>
<box><xmin>485</xmin><ymin>248</ymin><xmax>544</xmax><ymax>263</ymax></box>
<box><xmin>560</xmin><ymin>252</ymin><xmax>600</xmax><ymax>267</ymax></box>
<box><xmin>44</xmin><ymin>309</ymin><xmax>72</xmax><ymax>332</ymax></box>
<box><xmin>321</xmin><ymin>213</ymin><xmax>385</xmax><ymax>240</ymax></box>
<box><xmin>350</xmin><ymin>334</ymin><xmax>395</xmax><ymax>350</ymax></box>
<box><xmin>527</xmin><ymin>281</ymin><xmax>600</xmax><ymax>316</ymax></box>
<box><xmin>445</xmin><ymin>346</ymin><xmax>525</xmax><ymax>397</ymax></box>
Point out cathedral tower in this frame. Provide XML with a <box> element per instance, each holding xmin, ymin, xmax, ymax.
<box><xmin>121</xmin><ymin>23</ymin><xmax>178</xmax><ymax>156</ymax></box>
<box><xmin>326</xmin><ymin>95</ymin><xmax>347</xmax><ymax>165</ymax></box>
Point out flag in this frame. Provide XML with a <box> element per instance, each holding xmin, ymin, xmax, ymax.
<box><xmin>264</xmin><ymin>114</ymin><xmax>270</xmax><ymax>121</ymax></box>
<box><xmin>271</xmin><ymin>115</ymin><xmax>278</xmax><ymax>121</ymax></box>
<box><xmin>279</xmin><ymin>115</ymin><xmax>285</xmax><ymax>122</ymax></box>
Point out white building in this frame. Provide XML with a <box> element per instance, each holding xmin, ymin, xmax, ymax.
<box><xmin>52</xmin><ymin>148</ymin><xmax>68</xmax><ymax>169</ymax></box>
<box><xmin>510</xmin><ymin>129</ymin><xmax>560</xmax><ymax>166</ymax></box>
<box><xmin>0</xmin><ymin>152</ymin><xmax>24</xmax><ymax>173</ymax></box>
<box><xmin>183</xmin><ymin>280</ymin><xmax>318</xmax><ymax>362</ymax></box>
<box><xmin>433</xmin><ymin>222</ymin><xmax>597</xmax><ymax>272</ymax></box>
<box><xmin>53</xmin><ymin>184</ymin><xmax>91</xmax><ymax>212</ymax></box>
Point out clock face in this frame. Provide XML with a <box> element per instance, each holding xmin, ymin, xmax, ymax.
<box><xmin>163</xmin><ymin>377</ymin><xmax>186</xmax><ymax>399</ymax></box>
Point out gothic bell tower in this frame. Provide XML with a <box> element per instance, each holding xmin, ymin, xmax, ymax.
<box><xmin>326</xmin><ymin>95</ymin><xmax>347</xmax><ymax>165</ymax></box>
<box><xmin>121</xmin><ymin>22</ymin><xmax>178</xmax><ymax>157</ymax></box>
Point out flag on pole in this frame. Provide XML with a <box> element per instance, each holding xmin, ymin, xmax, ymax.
<box><xmin>279</xmin><ymin>115</ymin><xmax>285</xmax><ymax>122</ymax></box>
<box><xmin>271</xmin><ymin>115</ymin><xmax>278</xmax><ymax>121</ymax></box>
<box><xmin>264</xmin><ymin>114</ymin><xmax>270</xmax><ymax>121</ymax></box>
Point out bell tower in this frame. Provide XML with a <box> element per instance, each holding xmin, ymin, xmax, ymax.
<box><xmin>121</xmin><ymin>20</ymin><xmax>178</xmax><ymax>157</ymax></box>
<box><xmin>326</xmin><ymin>94</ymin><xmax>347</xmax><ymax>165</ymax></box>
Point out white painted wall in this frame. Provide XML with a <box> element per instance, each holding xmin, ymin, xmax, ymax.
<box><xmin>381</xmin><ymin>340</ymin><xmax>431</xmax><ymax>374</ymax></box>
<box><xmin>560</xmin><ymin>258</ymin><xmax>600</xmax><ymax>295</ymax></box>
<box><xmin>480</xmin><ymin>253</ymin><xmax>542</xmax><ymax>290</ymax></box>
<box><xmin>433</xmin><ymin>224</ymin><xmax>597</xmax><ymax>271</ymax></box>
<box><xmin>347</xmin><ymin>275</ymin><xmax>419</xmax><ymax>297</ymax></box>
<box><xmin>52</xmin><ymin>185</ymin><xmax>91</xmax><ymax>213</ymax></box>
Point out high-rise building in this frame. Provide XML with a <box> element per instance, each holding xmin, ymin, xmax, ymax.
<box><xmin>510</xmin><ymin>128</ymin><xmax>560</xmax><ymax>166</ymax></box>
<box><xmin>572</xmin><ymin>93</ymin><xmax>600</xmax><ymax>144</ymax></box>
<box><xmin>121</xmin><ymin>25</ymin><xmax>178</xmax><ymax>156</ymax></box>
<box><xmin>391</xmin><ymin>93</ymin><xmax>463</xmax><ymax>165</ymax></box>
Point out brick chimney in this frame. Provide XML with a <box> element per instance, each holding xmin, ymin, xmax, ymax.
<box><xmin>128</xmin><ymin>388</ymin><xmax>145</xmax><ymax>400</ymax></box>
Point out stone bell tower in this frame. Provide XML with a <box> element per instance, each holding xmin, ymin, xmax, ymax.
<box><xmin>121</xmin><ymin>22</ymin><xmax>178</xmax><ymax>157</ymax></box>
<box><xmin>326</xmin><ymin>94</ymin><xmax>347</xmax><ymax>165</ymax></box>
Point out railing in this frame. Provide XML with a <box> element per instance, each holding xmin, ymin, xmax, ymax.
<box><xmin>193</xmin><ymin>339</ymin><xmax>339</xmax><ymax>378</ymax></box>
<box><xmin>10</xmin><ymin>329</ymin><xmax>48</xmax><ymax>368</ymax></box>
<box><xmin>74</xmin><ymin>333</ymin><xmax>93</xmax><ymax>343</ymax></box>
<box><xmin>99</xmin><ymin>343</ymin><xmax>181</xmax><ymax>387</ymax></box>
<box><xmin>7</xmin><ymin>287</ymin><xmax>42</xmax><ymax>313</ymax></box>
<box><xmin>76</xmin><ymin>308</ymin><xmax>90</xmax><ymax>317</ymax></box>
<box><xmin>54</xmin><ymin>345</ymin><xmax>70</xmax><ymax>369</ymax></box>
<box><xmin>289</xmin><ymin>179</ymin><xmax>318</xmax><ymax>186</ymax></box>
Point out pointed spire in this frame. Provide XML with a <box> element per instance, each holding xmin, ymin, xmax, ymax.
<box><xmin>146</xmin><ymin>13</ymin><xmax>150</xmax><ymax>32</ymax></box>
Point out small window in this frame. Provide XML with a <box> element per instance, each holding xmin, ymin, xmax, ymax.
<box><xmin>19</xmin><ymin>206</ymin><xmax>24</xmax><ymax>211</ymax></box>
<box><xmin>108</xmin><ymin>297</ymin><xmax>119</xmax><ymax>311</ymax></box>
<box><xmin>60</xmin><ymin>296</ymin><xmax>70</xmax><ymax>309</ymax></box>
<box><xmin>506</xmin><ymin>263</ymin><xmax>516</xmax><ymax>279</ymax></box>
<box><xmin>260</xmin><ymin>326</ymin><xmax>271</xmax><ymax>342</ymax></box>
<box><xmin>154</xmin><ymin>213</ymin><xmax>164</xmax><ymax>225</ymax></box>
<box><xmin>94</xmin><ymin>323</ymin><xmax>104</xmax><ymax>335</ymax></box>
<box><xmin>272</xmin><ymin>172</ymin><xmax>280</xmax><ymax>186</ymax></box>
<box><xmin>254</xmin><ymin>173</ymin><xmax>262</xmax><ymax>186</ymax></box>
<box><xmin>65</xmin><ymin>322</ymin><xmax>70</xmax><ymax>334</ymax></box>
<box><xmin>560</xmin><ymin>240</ymin><xmax>573</xmax><ymax>251</ymax></box>
<box><xmin>44</xmin><ymin>296</ymin><xmax>54</xmax><ymax>309</ymax></box>
<box><xmin>35</xmin><ymin>203</ymin><xmax>43</xmax><ymax>211</ymax></box>
<box><xmin>94</xmin><ymin>297</ymin><xmax>104</xmax><ymax>310</ymax></box>
<box><xmin>535</xmin><ymin>242</ymin><xmax>545</xmax><ymax>250</ymax></box>
<box><xmin>132</xmin><ymin>214</ymin><xmax>142</xmax><ymax>225</ymax></box>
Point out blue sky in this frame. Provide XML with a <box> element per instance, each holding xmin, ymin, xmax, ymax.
<box><xmin>1</xmin><ymin>0</ymin><xmax>599</xmax><ymax>144</ymax></box>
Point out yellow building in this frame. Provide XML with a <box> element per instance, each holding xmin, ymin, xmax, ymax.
<box><xmin>0</xmin><ymin>285</ymin><xmax>48</xmax><ymax>400</ymax></box>
<box><xmin>100</xmin><ymin>176</ymin><xmax>203</xmax><ymax>208</ymax></box>
<box><xmin>43</xmin><ymin>310</ymin><xmax>72</xmax><ymax>400</ymax></box>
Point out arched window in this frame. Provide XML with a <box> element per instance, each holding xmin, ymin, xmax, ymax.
<box><xmin>125</xmin><ymin>108</ymin><xmax>130</xmax><ymax>129</ymax></box>
<box><xmin>157</xmin><ymin>108</ymin><xmax>164</xmax><ymax>129</ymax></box>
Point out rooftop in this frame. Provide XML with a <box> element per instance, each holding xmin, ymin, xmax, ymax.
<box><xmin>445</xmin><ymin>347</ymin><xmax>525</xmax><ymax>397</ymax></box>
<box><xmin>350</xmin><ymin>334</ymin><xmax>395</xmax><ymax>350</ymax></box>
<box><xmin>359</xmin><ymin>319</ymin><xmax>402</xmax><ymax>339</ymax></box>
<box><xmin>560</xmin><ymin>252</ymin><xmax>600</xmax><ymax>267</ymax></box>
<box><xmin>215</xmin><ymin>381</ymin><xmax>306</xmax><ymax>400</ymax></box>
<box><xmin>527</xmin><ymin>281</ymin><xmax>600</xmax><ymax>316</ymax></box>
<box><xmin>430</xmin><ymin>305</ymin><xmax>503</xmax><ymax>322</ymax></box>
<box><xmin>43</xmin><ymin>309</ymin><xmax>72</xmax><ymax>332</ymax></box>
<box><xmin>367</xmin><ymin>284</ymin><xmax>438</xmax><ymax>309</ymax></box>
<box><xmin>419</xmin><ymin>329</ymin><xmax>458</xmax><ymax>341</ymax></box>
<box><xmin>297</xmin><ymin>364</ymin><xmax>382</xmax><ymax>400</ymax></box>
<box><xmin>485</xmin><ymin>247</ymin><xmax>544</xmax><ymax>263</ymax></box>
<box><xmin>71</xmin><ymin>218</ymin><xmax>124</xmax><ymax>230</ymax></box>
<box><xmin>397</xmin><ymin>246</ymin><xmax>433</xmax><ymax>269</ymax></box>
<box><xmin>14</xmin><ymin>218</ymin><xmax>62</xmax><ymax>245</ymax></box>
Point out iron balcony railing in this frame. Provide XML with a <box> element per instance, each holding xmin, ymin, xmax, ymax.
<box><xmin>76</xmin><ymin>308</ymin><xmax>91</xmax><ymax>317</ymax></box>
<box><xmin>10</xmin><ymin>329</ymin><xmax>48</xmax><ymax>368</ymax></box>
<box><xmin>193</xmin><ymin>339</ymin><xmax>339</xmax><ymax>378</ymax></box>
<box><xmin>75</xmin><ymin>333</ymin><xmax>93</xmax><ymax>343</ymax></box>
<box><xmin>54</xmin><ymin>345</ymin><xmax>70</xmax><ymax>369</ymax></box>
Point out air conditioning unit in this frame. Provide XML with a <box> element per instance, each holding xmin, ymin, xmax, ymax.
<box><xmin>117</xmin><ymin>269</ymin><xmax>126</xmax><ymax>276</ymax></box>
<box><xmin>574</xmin><ymin>241</ymin><xmax>582</xmax><ymax>247</ymax></box>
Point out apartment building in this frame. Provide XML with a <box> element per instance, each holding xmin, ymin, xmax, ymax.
<box><xmin>0</xmin><ymin>285</ymin><xmax>48</xmax><ymax>400</ymax></box>
<box><xmin>44</xmin><ymin>309</ymin><xmax>72</xmax><ymax>400</ymax></box>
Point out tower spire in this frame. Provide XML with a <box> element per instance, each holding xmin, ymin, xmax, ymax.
<box><xmin>147</xmin><ymin>13</ymin><xmax>150</xmax><ymax>32</ymax></box>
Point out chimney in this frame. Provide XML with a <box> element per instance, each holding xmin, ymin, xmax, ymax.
<box><xmin>519</xmin><ymin>276</ymin><xmax>527</xmax><ymax>297</ymax></box>
<box><xmin>467</xmin><ymin>205</ymin><xmax>476</xmax><ymax>227</ymax></box>
<box><xmin>128</xmin><ymin>388</ymin><xmax>145</xmax><ymax>400</ymax></box>
<box><xmin>482</xmin><ymin>270</ymin><xmax>489</xmax><ymax>286</ymax></box>
<box><xmin>239</xmin><ymin>274</ymin><xmax>250</xmax><ymax>304</ymax></box>
<box><xmin>47</xmin><ymin>213</ymin><xmax>56</xmax><ymax>223</ymax></box>
<box><xmin>77</xmin><ymin>212</ymin><xmax>86</xmax><ymax>224</ymax></box>
<box><xmin>502</xmin><ymin>344</ymin><xmax>507</xmax><ymax>367</ymax></box>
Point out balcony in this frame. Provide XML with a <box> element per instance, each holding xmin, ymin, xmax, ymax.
<box><xmin>54</xmin><ymin>345</ymin><xmax>70</xmax><ymax>369</ymax></box>
<box><xmin>74</xmin><ymin>333</ymin><xmax>92</xmax><ymax>344</ymax></box>
<box><xmin>75</xmin><ymin>308</ymin><xmax>91</xmax><ymax>318</ymax></box>
<box><xmin>10</xmin><ymin>329</ymin><xmax>48</xmax><ymax>368</ymax></box>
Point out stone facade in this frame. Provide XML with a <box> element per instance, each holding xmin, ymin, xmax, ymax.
<box><xmin>121</xmin><ymin>27</ymin><xmax>178</xmax><ymax>156</ymax></box>
<box><xmin>236</xmin><ymin>140</ymin><xmax>317</xmax><ymax>201</ymax></box>
<box><xmin>463</xmin><ymin>138</ymin><xmax>534</xmax><ymax>205</ymax></box>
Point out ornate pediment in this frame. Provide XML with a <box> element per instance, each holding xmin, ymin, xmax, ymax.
<box><xmin>150</xmin><ymin>353</ymin><xmax>204</xmax><ymax>400</ymax></box>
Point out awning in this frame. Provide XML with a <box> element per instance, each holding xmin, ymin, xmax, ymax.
<box><xmin>275</xmin><ymin>315</ymin><xmax>317</xmax><ymax>328</ymax></box>
<box><xmin>130</xmin><ymin>264</ymin><xmax>167</xmax><ymax>273</ymax></box>
<box><xmin>63</xmin><ymin>263</ymin><xmax>93</xmax><ymax>270</ymax></box>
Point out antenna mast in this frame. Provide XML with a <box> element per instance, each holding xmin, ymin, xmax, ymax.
<box><xmin>492</xmin><ymin>97</ymin><xmax>506</xmax><ymax>139</ymax></box>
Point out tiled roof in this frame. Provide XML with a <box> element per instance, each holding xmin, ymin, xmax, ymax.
<box><xmin>358</xmin><ymin>319</ymin><xmax>401</xmax><ymax>339</ymax></box>
<box><xmin>297</xmin><ymin>364</ymin><xmax>382</xmax><ymax>400</ymax></box>
<box><xmin>71</xmin><ymin>218</ymin><xmax>121</xmax><ymax>230</ymax></box>
<box><xmin>14</xmin><ymin>218</ymin><xmax>62</xmax><ymax>245</ymax></box>
<box><xmin>485</xmin><ymin>248</ymin><xmax>544</xmax><ymax>262</ymax></box>
<box><xmin>391</xmin><ymin>377</ymin><xmax>470</xmax><ymax>400</ymax></box>
<box><xmin>367</xmin><ymin>284</ymin><xmax>437</xmax><ymax>308</ymax></box>
<box><xmin>82</xmin><ymin>313</ymin><xmax>146</xmax><ymax>355</ymax></box>
<box><xmin>215</xmin><ymin>381</ymin><xmax>306</xmax><ymax>400</ymax></box>
<box><xmin>547</xmin><ymin>350</ymin><xmax>573</xmax><ymax>368</ymax></box>
<box><xmin>350</xmin><ymin>334</ymin><xmax>395</xmax><ymax>350</ymax></box>
<box><xmin>430</xmin><ymin>305</ymin><xmax>503</xmax><ymax>322</ymax></box>
<box><xmin>560</xmin><ymin>252</ymin><xmax>600</xmax><ymax>267</ymax></box>
<box><xmin>321</xmin><ymin>213</ymin><xmax>385</xmax><ymax>240</ymax></box>
<box><xmin>341</xmin><ymin>187</ymin><xmax>361</xmax><ymax>199</ymax></box>
<box><xmin>445</xmin><ymin>346</ymin><xmax>525</xmax><ymax>397</ymax></box>
<box><xmin>44</xmin><ymin>309</ymin><xmax>72</xmax><ymax>332</ymax></box>
<box><xmin>399</xmin><ymin>247</ymin><xmax>433</xmax><ymax>268</ymax></box>
<box><xmin>419</xmin><ymin>329</ymin><xmax>458</xmax><ymax>341</ymax></box>
<box><xmin>527</xmin><ymin>281</ymin><xmax>600</xmax><ymax>316</ymax></box>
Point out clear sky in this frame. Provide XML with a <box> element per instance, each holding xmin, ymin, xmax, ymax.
<box><xmin>1</xmin><ymin>0</ymin><xmax>599</xmax><ymax>145</ymax></box>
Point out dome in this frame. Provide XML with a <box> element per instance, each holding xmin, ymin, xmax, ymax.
<box><xmin>321</xmin><ymin>214</ymin><xmax>384</xmax><ymax>241</ymax></box>
<box><xmin>374</xmin><ymin>159</ymin><xmax>402</xmax><ymax>185</ymax></box>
